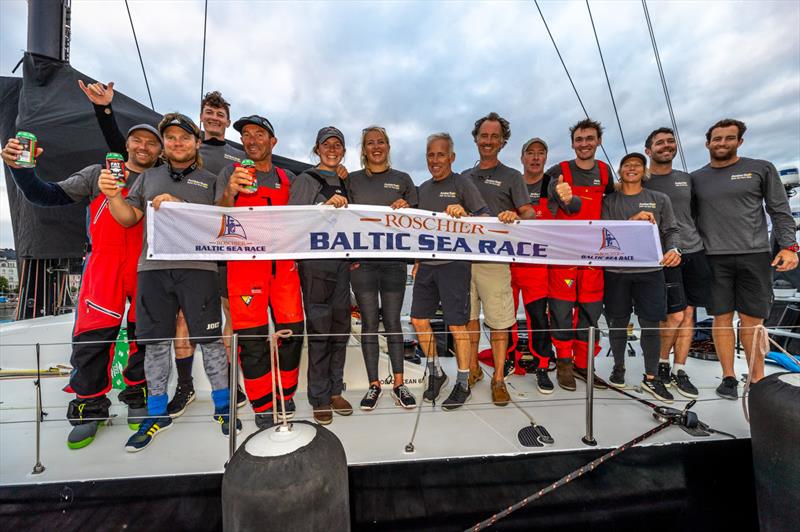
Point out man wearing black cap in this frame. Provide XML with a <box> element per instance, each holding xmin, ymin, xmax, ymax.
<box><xmin>100</xmin><ymin>113</ymin><xmax>239</xmax><ymax>451</ymax></box>
<box><xmin>601</xmin><ymin>152</ymin><xmax>681</xmax><ymax>402</ymax></box>
<box><xmin>1</xmin><ymin>124</ymin><xmax>162</xmax><ymax>449</ymax></box>
<box><xmin>217</xmin><ymin>115</ymin><xmax>305</xmax><ymax>428</ymax></box>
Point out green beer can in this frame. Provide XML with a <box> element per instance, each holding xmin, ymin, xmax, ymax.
<box><xmin>15</xmin><ymin>131</ymin><xmax>37</xmax><ymax>167</ymax></box>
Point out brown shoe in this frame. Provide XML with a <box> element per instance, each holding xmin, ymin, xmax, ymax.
<box><xmin>330</xmin><ymin>395</ymin><xmax>353</xmax><ymax>416</ymax></box>
<box><xmin>556</xmin><ymin>359</ymin><xmax>576</xmax><ymax>391</ymax></box>
<box><xmin>468</xmin><ymin>366</ymin><xmax>485</xmax><ymax>388</ymax></box>
<box><xmin>313</xmin><ymin>406</ymin><xmax>333</xmax><ymax>425</ymax></box>
<box><xmin>574</xmin><ymin>367</ymin><xmax>608</xmax><ymax>390</ymax></box>
<box><xmin>491</xmin><ymin>379</ymin><xmax>510</xmax><ymax>406</ymax></box>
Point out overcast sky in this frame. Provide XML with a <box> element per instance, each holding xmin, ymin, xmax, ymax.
<box><xmin>1</xmin><ymin>0</ymin><xmax>799</xmax><ymax>249</ymax></box>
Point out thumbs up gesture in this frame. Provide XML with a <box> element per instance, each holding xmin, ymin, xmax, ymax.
<box><xmin>555</xmin><ymin>175</ymin><xmax>573</xmax><ymax>204</ymax></box>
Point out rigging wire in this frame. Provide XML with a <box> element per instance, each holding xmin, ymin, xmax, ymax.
<box><xmin>586</xmin><ymin>0</ymin><xmax>628</xmax><ymax>154</ymax></box>
<box><xmin>200</xmin><ymin>0</ymin><xmax>208</xmax><ymax>102</ymax></box>
<box><xmin>533</xmin><ymin>0</ymin><xmax>618</xmax><ymax>179</ymax></box>
<box><xmin>642</xmin><ymin>0</ymin><xmax>688</xmax><ymax>172</ymax></box>
<box><xmin>124</xmin><ymin>0</ymin><xmax>155</xmax><ymax>111</ymax></box>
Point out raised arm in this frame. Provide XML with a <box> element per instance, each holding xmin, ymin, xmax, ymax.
<box><xmin>78</xmin><ymin>80</ymin><xmax>127</xmax><ymax>157</ymax></box>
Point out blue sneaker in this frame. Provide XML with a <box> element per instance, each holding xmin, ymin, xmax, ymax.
<box><xmin>125</xmin><ymin>416</ymin><xmax>172</xmax><ymax>453</ymax></box>
<box><xmin>214</xmin><ymin>407</ymin><xmax>243</xmax><ymax>437</ymax></box>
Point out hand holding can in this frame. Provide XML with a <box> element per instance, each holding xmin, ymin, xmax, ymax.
<box><xmin>106</xmin><ymin>152</ymin><xmax>126</xmax><ymax>188</ymax></box>
<box><xmin>15</xmin><ymin>132</ymin><xmax>38</xmax><ymax>168</ymax></box>
<box><xmin>240</xmin><ymin>159</ymin><xmax>257</xmax><ymax>193</ymax></box>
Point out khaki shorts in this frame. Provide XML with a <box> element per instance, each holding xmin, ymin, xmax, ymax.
<box><xmin>469</xmin><ymin>262</ymin><xmax>516</xmax><ymax>329</ymax></box>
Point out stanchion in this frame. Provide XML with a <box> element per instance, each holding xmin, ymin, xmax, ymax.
<box><xmin>32</xmin><ymin>343</ymin><xmax>45</xmax><ymax>474</ymax></box>
<box><xmin>228</xmin><ymin>333</ymin><xmax>239</xmax><ymax>461</ymax></box>
<box><xmin>581</xmin><ymin>326</ymin><xmax>597</xmax><ymax>446</ymax></box>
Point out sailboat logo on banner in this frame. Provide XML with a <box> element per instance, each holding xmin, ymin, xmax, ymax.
<box><xmin>218</xmin><ymin>214</ymin><xmax>248</xmax><ymax>240</ymax></box>
<box><xmin>599</xmin><ymin>228</ymin><xmax>621</xmax><ymax>251</ymax></box>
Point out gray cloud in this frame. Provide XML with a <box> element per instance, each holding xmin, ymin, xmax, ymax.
<box><xmin>1</xmin><ymin>0</ymin><xmax>799</xmax><ymax>249</ymax></box>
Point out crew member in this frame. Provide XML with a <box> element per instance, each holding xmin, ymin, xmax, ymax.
<box><xmin>218</xmin><ymin>115</ymin><xmax>305</xmax><ymax>429</ymax></box>
<box><xmin>349</xmin><ymin>126</ymin><xmax>419</xmax><ymax>411</ymax></box>
<box><xmin>411</xmin><ymin>132</ymin><xmax>489</xmax><ymax>411</ymax></box>
<box><xmin>460</xmin><ymin>112</ymin><xmax>535</xmax><ymax>407</ymax></box>
<box><xmin>288</xmin><ymin>126</ymin><xmax>353</xmax><ymax>425</ymax></box>
<box><xmin>1</xmin><ymin>126</ymin><xmax>161</xmax><ymax>450</ymax></box>
<box><xmin>643</xmin><ymin>127</ymin><xmax>710</xmax><ymax>398</ymax></box>
<box><xmin>509</xmin><ymin>137</ymin><xmax>555</xmax><ymax>394</ymax></box>
<box><xmin>602</xmin><ymin>152</ymin><xmax>681</xmax><ymax>402</ymax></box>
<box><xmin>100</xmin><ymin>113</ymin><xmax>238</xmax><ymax>452</ymax></box>
<box><xmin>546</xmin><ymin>118</ymin><xmax>614</xmax><ymax>391</ymax></box>
<box><xmin>692</xmin><ymin>119</ymin><xmax>798</xmax><ymax>399</ymax></box>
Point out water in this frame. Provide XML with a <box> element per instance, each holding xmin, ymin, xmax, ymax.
<box><xmin>0</xmin><ymin>305</ymin><xmax>16</xmax><ymax>323</ymax></box>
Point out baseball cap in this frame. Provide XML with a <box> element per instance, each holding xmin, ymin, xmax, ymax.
<box><xmin>521</xmin><ymin>137</ymin><xmax>548</xmax><ymax>155</ymax></box>
<box><xmin>127</xmin><ymin>124</ymin><xmax>162</xmax><ymax>145</ymax></box>
<box><xmin>159</xmin><ymin>114</ymin><xmax>201</xmax><ymax>138</ymax></box>
<box><xmin>619</xmin><ymin>152</ymin><xmax>647</xmax><ymax>167</ymax></box>
<box><xmin>316</xmin><ymin>126</ymin><xmax>345</xmax><ymax>147</ymax></box>
<box><xmin>233</xmin><ymin>115</ymin><xmax>275</xmax><ymax>136</ymax></box>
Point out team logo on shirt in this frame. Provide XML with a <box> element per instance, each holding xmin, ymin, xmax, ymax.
<box><xmin>241</xmin><ymin>296</ymin><xmax>253</xmax><ymax>306</ymax></box>
<box><xmin>674</xmin><ymin>181</ymin><xmax>688</xmax><ymax>187</ymax></box>
<box><xmin>384</xmin><ymin>183</ymin><xmax>401</xmax><ymax>191</ymax></box>
<box><xmin>564</xmin><ymin>279</ymin><xmax>575</xmax><ymax>288</ymax></box>
<box><xmin>218</xmin><ymin>214</ymin><xmax>248</xmax><ymax>240</ymax></box>
<box><xmin>484</xmin><ymin>178</ymin><xmax>502</xmax><ymax>187</ymax></box>
<box><xmin>731</xmin><ymin>173</ymin><xmax>753</xmax><ymax>180</ymax></box>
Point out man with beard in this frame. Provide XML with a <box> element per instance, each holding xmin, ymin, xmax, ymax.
<box><xmin>217</xmin><ymin>115</ymin><xmax>305</xmax><ymax>428</ymax></box>
<box><xmin>460</xmin><ymin>112</ymin><xmax>535</xmax><ymax>407</ymax></box>
<box><xmin>1</xmin><ymin>124</ymin><xmax>162</xmax><ymax>449</ymax></box>
<box><xmin>692</xmin><ymin>119</ymin><xmax>797</xmax><ymax>399</ymax></box>
<box><xmin>508</xmin><ymin>137</ymin><xmax>555</xmax><ymax>394</ymax></box>
<box><xmin>100</xmin><ymin>113</ymin><xmax>239</xmax><ymax>451</ymax></box>
<box><xmin>546</xmin><ymin>118</ymin><xmax>614</xmax><ymax>391</ymax></box>
<box><xmin>643</xmin><ymin>127</ymin><xmax>710</xmax><ymax>398</ymax></box>
<box><xmin>78</xmin><ymin>82</ymin><xmax>246</xmax><ymax>414</ymax></box>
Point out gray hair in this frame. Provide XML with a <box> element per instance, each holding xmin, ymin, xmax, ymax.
<box><xmin>426</xmin><ymin>132</ymin><xmax>454</xmax><ymax>154</ymax></box>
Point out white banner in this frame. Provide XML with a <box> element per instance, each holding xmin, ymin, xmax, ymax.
<box><xmin>147</xmin><ymin>203</ymin><xmax>663</xmax><ymax>267</ymax></box>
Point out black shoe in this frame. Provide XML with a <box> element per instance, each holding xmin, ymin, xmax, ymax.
<box><xmin>392</xmin><ymin>384</ymin><xmax>417</xmax><ymax>409</ymax></box>
<box><xmin>609</xmin><ymin>365</ymin><xmax>626</xmax><ymax>389</ymax></box>
<box><xmin>503</xmin><ymin>358</ymin><xmax>516</xmax><ymax>378</ymax></box>
<box><xmin>167</xmin><ymin>384</ymin><xmax>196</xmax><ymax>418</ymax></box>
<box><xmin>237</xmin><ymin>386</ymin><xmax>247</xmax><ymax>408</ymax></box>
<box><xmin>360</xmin><ymin>384</ymin><xmax>382</xmax><ymax>411</ymax></box>
<box><xmin>279</xmin><ymin>398</ymin><xmax>296</xmax><ymax>420</ymax></box>
<box><xmin>716</xmin><ymin>376</ymin><xmax>738</xmax><ymax>400</ymax></box>
<box><xmin>255</xmin><ymin>413</ymin><xmax>277</xmax><ymax>430</ymax></box>
<box><xmin>442</xmin><ymin>383</ymin><xmax>471</xmax><ymax>411</ymax></box>
<box><xmin>423</xmin><ymin>373</ymin><xmax>448</xmax><ymax>403</ymax></box>
<box><xmin>671</xmin><ymin>370</ymin><xmax>699</xmax><ymax>398</ymax></box>
<box><xmin>535</xmin><ymin>368</ymin><xmax>554</xmax><ymax>394</ymax></box>
<box><xmin>641</xmin><ymin>376</ymin><xmax>674</xmax><ymax>403</ymax></box>
<box><xmin>657</xmin><ymin>362</ymin><xmax>672</xmax><ymax>387</ymax></box>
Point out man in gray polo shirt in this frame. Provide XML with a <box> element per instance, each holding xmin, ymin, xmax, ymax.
<box><xmin>460</xmin><ymin>112</ymin><xmax>536</xmax><ymax>406</ymax></box>
<box><xmin>692</xmin><ymin>118</ymin><xmax>798</xmax><ymax>399</ymax></box>
<box><xmin>643</xmin><ymin>127</ymin><xmax>711</xmax><ymax>398</ymax></box>
<box><xmin>100</xmin><ymin>113</ymin><xmax>240</xmax><ymax>451</ymax></box>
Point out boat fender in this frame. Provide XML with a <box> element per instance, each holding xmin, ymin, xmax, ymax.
<box><xmin>749</xmin><ymin>372</ymin><xmax>800</xmax><ymax>532</ymax></box>
<box><xmin>222</xmin><ymin>420</ymin><xmax>349</xmax><ymax>532</ymax></box>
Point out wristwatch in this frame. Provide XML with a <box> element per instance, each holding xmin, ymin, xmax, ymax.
<box><xmin>784</xmin><ymin>243</ymin><xmax>800</xmax><ymax>253</ymax></box>
<box><xmin>667</xmin><ymin>247</ymin><xmax>682</xmax><ymax>256</ymax></box>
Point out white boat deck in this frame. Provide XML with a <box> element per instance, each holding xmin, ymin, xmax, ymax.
<box><xmin>0</xmin><ymin>312</ymin><xmax>774</xmax><ymax>487</ymax></box>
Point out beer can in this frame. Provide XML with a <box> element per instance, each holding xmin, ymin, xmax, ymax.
<box><xmin>106</xmin><ymin>152</ymin><xmax>127</xmax><ymax>187</ymax></box>
<box><xmin>241</xmin><ymin>159</ymin><xmax>257</xmax><ymax>193</ymax></box>
<box><xmin>15</xmin><ymin>131</ymin><xmax>37</xmax><ymax>167</ymax></box>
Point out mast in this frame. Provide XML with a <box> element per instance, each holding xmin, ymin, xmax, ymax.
<box><xmin>26</xmin><ymin>0</ymin><xmax>71</xmax><ymax>62</ymax></box>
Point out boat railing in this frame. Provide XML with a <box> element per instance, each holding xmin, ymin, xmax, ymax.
<box><xmin>1</xmin><ymin>323</ymin><xmax>798</xmax><ymax>477</ymax></box>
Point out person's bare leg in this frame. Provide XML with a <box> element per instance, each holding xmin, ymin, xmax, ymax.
<box><xmin>393</xmin><ymin>373</ymin><xmax>404</xmax><ymax>386</ymax></box>
<box><xmin>712</xmin><ymin>312</ymin><xmax>736</xmax><ymax>377</ymax></box>
<box><xmin>660</xmin><ymin>310</ymin><xmax>684</xmax><ymax>360</ymax></box>
<box><xmin>174</xmin><ymin>311</ymin><xmax>194</xmax><ymax>359</ymax></box>
<box><xmin>411</xmin><ymin>318</ymin><xmax>435</xmax><ymax>359</ymax></box>
<box><xmin>490</xmin><ymin>328</ymin><xmax>508</xmax><ymax>382</ymax></box>
<box><xmin>467</xmin><ymin>319</ymin><xmax>480</xmax><ymax>372</ymax></box>
<box><xmin>673</xmin><ymin>306</ymin><xmax>694</xmax><ymax>365</ymax></box>
<box><xmin>449</xmin><ymin>324</ymin><xmax>471</xmax><ymax>372</ymax></box>
<box><xmin>738</xmin><ymin>313</ymin><xmax>765</xmax><ymax>382</ymax></box>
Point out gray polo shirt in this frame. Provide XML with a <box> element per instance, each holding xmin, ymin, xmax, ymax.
<box><xmin>126</xmin><ymin>164</ymin><xmax>227</xmax><ymax>271</ymax></box>
<box><xmin>643</xmin><ymin>170</ymin><xmax>703</xmax><ymax>253</ymax></box>
<box><xmin>200</xmin><ymin>139</ymin><xmax>245</xmax><ymax>175</ymax></box>
<box><xmin>601</xmin><ymin>188</ymin><xmax>679</xmax><ymax>273</ymax></box>
<box><xmin>461</xmin><ymin>162</ymin><xmax>529</xmax><ymax>215</ymax></box>
<box><xmin>691</xmin><ymin>157</ymin><xmax>795</xmax><ymax>255</ymax></box>
<box><xmin>218</xmin><ymin>164</ymin><xmax>296</xmax><ymax>198</ymax></box>
<box><xmin>348</xmin><ymin>168</ymin><xmax>418</xmax><ymax>207</ymax></box>
<box><xmin>288</xmin><ymin>169</ymin><xmax>348</xmax><ymax>205</ymax></box>
<box><xmin>58</xmin><ymin>164</ymin><xmax>143</xmax><ymax>202</ymax></box>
